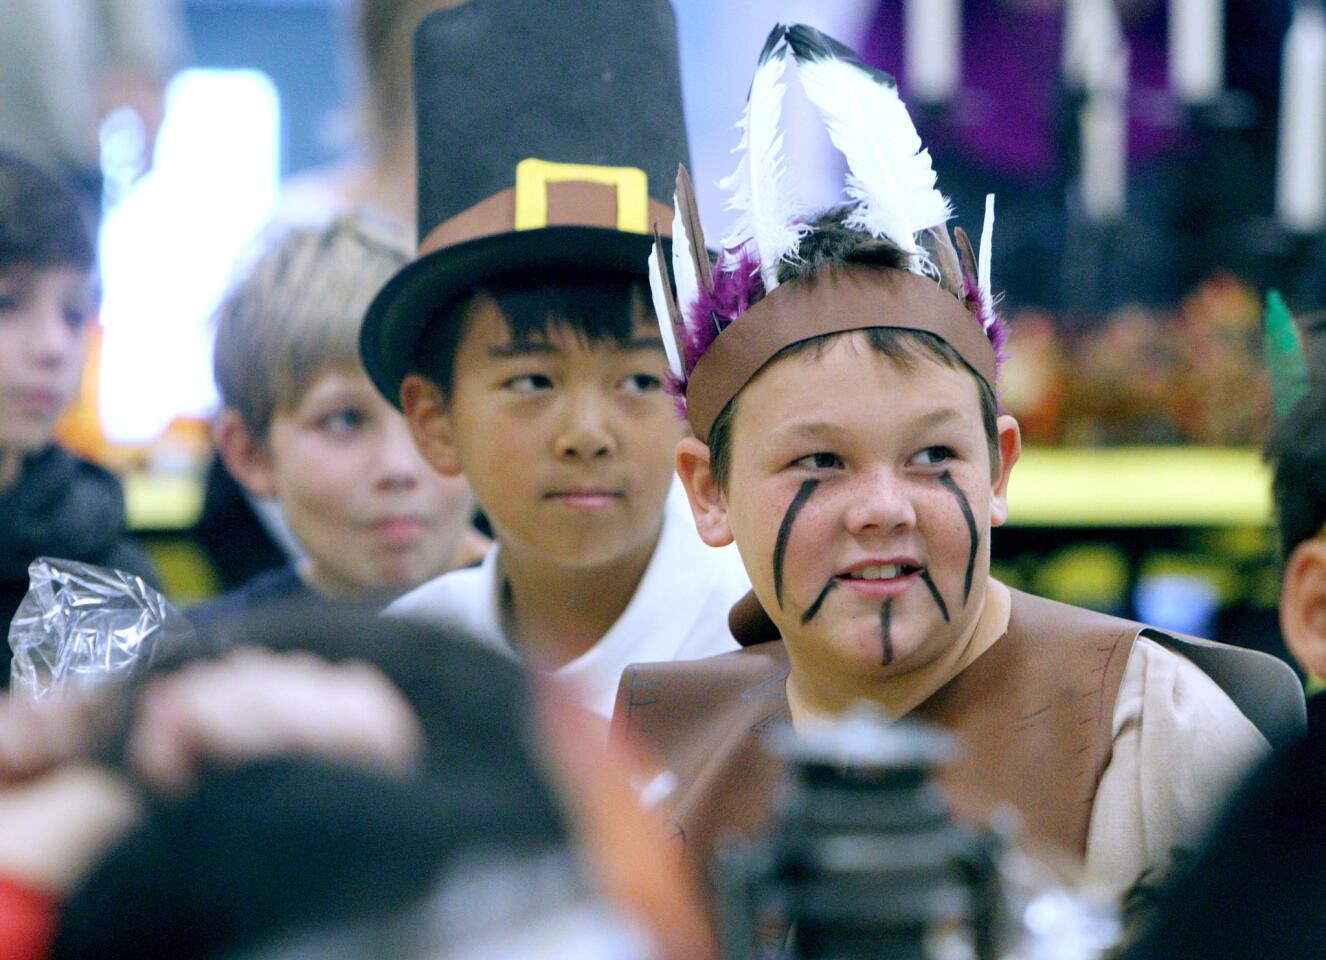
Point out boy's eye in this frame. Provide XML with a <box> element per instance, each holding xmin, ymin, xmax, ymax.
<box><xmin>504</xmin><ymin>373</ymin><xmax>554</xmax><ymax>394</ymax></box>
<box><xmin>912</xmin><ymin>445</ymin><xmax>955</xmax><ymax>466</ymax></box>
<box><xmin>619</xmin><ymin>373</ymin><xmax>662</xmax><ymax>394</ymax></box>
<box><xmin>317</xmin><ymin>408</ymin><xmax>367</xmax><ymax>437</ymax></box>
<box><xmin>794</xmin><ymin>452</ymin><xmax>843</xmax><ymax>470</ymax></box>
<box><xmin>63</xmin><ymin>305</ymin><xmax>90</xmax><ymax>331</ymax></box>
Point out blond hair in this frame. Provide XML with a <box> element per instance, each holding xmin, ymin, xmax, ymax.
<box><xmin>212</xmin><ymin>211</ymin><xmax>410</xmax><ymax>438</ymax></box>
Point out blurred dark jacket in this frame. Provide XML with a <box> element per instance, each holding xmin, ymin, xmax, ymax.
<box><xmin>0</xmin><ymin>444</ymin><xmax>156</xmax><ymax>683</ymax></box>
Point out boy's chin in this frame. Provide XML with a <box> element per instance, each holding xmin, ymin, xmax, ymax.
<box><xmin>519</xmin><ymin>525</ymin><xmax>659</xmax><ymax>572</ymax></box>
<box><xmin>788</xmin><ymin>612</ymin><xmax>951</xmax><ymax>678</ymax></box>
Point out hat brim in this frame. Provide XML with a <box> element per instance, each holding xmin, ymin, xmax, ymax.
<box><xmin>361</xmin><ymin>226</ymin><xmax>660</xmax><ymax>408</ymax></box>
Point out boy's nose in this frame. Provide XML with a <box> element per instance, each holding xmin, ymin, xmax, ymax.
<box><xmin>842</xmin><ymin>468</ymin><xmax>917</xmax><ymax>535</ymax></box>
<box><xmin>373</xmin><ymin>416</ymin><xmax>426</xmax><ymax>490</ymax></box>
<box><xmin>28</xmin><ymin>305</ymin><xmax>80</xmax><ymax>368</ymax></box>
<box><xmin>554</xmin><ymin>391</ymin><xmax>615</xmax><ymax>460</ymax></box>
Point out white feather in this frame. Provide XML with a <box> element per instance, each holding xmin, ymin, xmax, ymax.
<box><xmin>791</xmin><ymin>48</ymin><xmax>950</xmax><ymax>271</ymax></box>
<box><xmin>718</xmin><ymin>45</ymin><xmax>804</xmax><ymax>291</ymax></box>
<box><xmin>671</xmin><ymin>201</ymin><xmax>702</xmax><ymax>322</ymax></box>
<box><xmin>647</xmin><ymin>244</ymin><xmax>683</xmax><ymax>378</ymax></box>
<box><xmin>978</xmin><ymin>193</ymin><xmax>995</xmax><ymax>315</ymax></box>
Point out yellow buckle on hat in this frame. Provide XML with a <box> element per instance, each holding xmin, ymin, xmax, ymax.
<box><xmin>513</xmin><ymin>158</ymin><xmax>649</xmax><ymax>234</ymax></box>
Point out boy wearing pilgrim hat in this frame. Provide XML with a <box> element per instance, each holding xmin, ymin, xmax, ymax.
<box><xmin>610</xmin><ymin>23</ymin><xmax>1304</xmax><ymax>907</ymax></box>
<box><xmin>361</xmin><ymin>0</ymin><xmax>749</xmax><ymax>719</ymax></box>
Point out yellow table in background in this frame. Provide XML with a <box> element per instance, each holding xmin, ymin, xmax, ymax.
<box><xmin>1006</xmin><ymin>447</ymin><xmax>1270</xmax><ymax>528</ymax></box>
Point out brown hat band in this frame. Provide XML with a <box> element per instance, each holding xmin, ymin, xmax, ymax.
<box><xmin>685</xmin><ymin>267</ymin><xmax>997</xmax><ymax>441</ymax></box>
<box><xmin>417</xmin><ymin>159</ymin><xmax>676</xmax><ymax>257</ymax></box>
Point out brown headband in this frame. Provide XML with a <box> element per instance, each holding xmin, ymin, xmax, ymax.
<box><xmin>685</xmin><ymin>267</ymin><xmax>996</xmax><ymax>441</ymax></box>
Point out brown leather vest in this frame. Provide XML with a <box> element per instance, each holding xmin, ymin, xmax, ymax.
<box><xmin>610</xmin><ymin>589</ymin><xmax>1144</xmax><ymax>878</ymax></box>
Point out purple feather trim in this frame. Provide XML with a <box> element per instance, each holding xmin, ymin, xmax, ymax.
<box><xmin>962</xmin><ymin>271</ymin><xmax>1009</xmax><ymax>384</ymax></box>
<box><xmin>669</xmin><ymin>243</ymin><xmax>767</xmax><ymax>422</ymax></box>
<box><xmin>681</xmin><ymin>243</ymin><xmax>767</xmax><ymax>373</ymax></box>
<box><xmin>665</xmin><ymin>370</ymin><xmax>689</xmax><ymax>421</ymax></box>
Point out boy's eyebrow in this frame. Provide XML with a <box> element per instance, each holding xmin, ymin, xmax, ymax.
<box><xmin>776</xmin><ymin>421</ymin><xmax>841</xmax><ymax>440</ymax></box>
<box><xmin>776</xmin><ymin>408</ymin><xmax>965</xmax><ymax>440</ymax></box>
<box><xmin>914</xmin><ymin>408</ymin><xmax>964</xmax><ymax>429</ymax></box>
<box><xmin>488</xmin><ymin>340</ymin><xmax>559</xmax><ymax>358</ymax></box>
<box><xmin>486</xmin><ymin>336</ymin><xmax>664</xmax><ymax>358</ymax></box>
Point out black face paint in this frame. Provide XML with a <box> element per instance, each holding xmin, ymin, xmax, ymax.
<box><xmin>880</xmin><ymin>599</ymin><xmax>894</xmax><ymax>665</ymax></box>
<box><xmin>773</xmin><ymin>479</ymin><xmax>820</xmax><ymax>609</ymax></box>
<box><xmin>939</xmin><ymin>471</ymin><xmax>978</xmax><ymax>604</ymax></box>
<box><xmin>919</xmin><ymin>569</ymin><xmax>950</xmax><ymax>622</ymax></box>
<box><xmin>800</xmin><ymin>579</ymin><xmax>838</xmax><ymax>625</ymax></box>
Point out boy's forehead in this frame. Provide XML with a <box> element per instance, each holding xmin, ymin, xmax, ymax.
<box><xmin>739</xmin><ymin>333</ymin><xmax>983</xmax><ymax>428</ymax></box>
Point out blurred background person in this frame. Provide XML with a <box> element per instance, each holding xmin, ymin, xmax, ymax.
<box><xmin>0</xmin><ymin>0</ymin><xmax>186</xmax><ymax>219</ymax></box>
<box><xmin>274</xmin><ymin>0</ymin><xmax>467</xmax><ymax>233</ymax></box>
<box><xmin>0</xmin><ymin>153</ymin><xmax>155</xmax><ymax>658</ymax></box>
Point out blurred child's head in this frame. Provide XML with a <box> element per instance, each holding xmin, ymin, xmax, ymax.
<box><xmin>1266</xmin><ymin>380</ymin><xmax>1326</xmax><ymax>678</ymax></box>
<box><xmin>213</xmin><ymin>213</ymin><xmax>478</xmax><ymax>598</ymax></box>
<box><xmin>400</xmin><ymin>270</ymin><xmax>680</xmax><ymax>575</ymax></box>
<box><xmin>0</xmin><ymin>153</ymin><xmax>97</xmax><ymax>470</ymax></box>
<box><xmin>353</xmin><ymin>0</ymin><xmax>463</xmax><ymax>149</ymax></box>
<box><xmin>677</xmin><ymin>211</ymin><xmax>1019</xmax><ymax>705</ymax></box>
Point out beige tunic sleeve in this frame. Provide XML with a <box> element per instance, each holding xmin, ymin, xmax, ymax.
<box><xmin>1082</xmin><ymin>636</ymin><xmax>1270</xmax><ymax>901</ymax></box>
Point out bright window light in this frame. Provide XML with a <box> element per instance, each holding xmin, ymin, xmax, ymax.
<box><xmin>98</xmin><ymin>69</ymin><xmax>280</xmax><ymax>444</ymax></box>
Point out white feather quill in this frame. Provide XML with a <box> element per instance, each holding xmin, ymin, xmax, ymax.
<box><xmin>671</xmin><ymin>202</ymin><xmax>701</xmax><ymax>324</ymax></box>
<box><xmin>647</xmin><ymin>240</ymin><xmax>683</xmax><ymax>378</ymax></box>
<box><xmin>786</xmin><ymin>25</ymin><xmax>950</xmax><ymax>272</ymax></box>
<box><xmin>978</xmin><ymin>193</ymin><xmax>995</xmax><ymax>318</ymax></box>
<box><xmin>718</xmin><ymin>27</ymin><xmax>804</xmax><ymax>292</ymax></box>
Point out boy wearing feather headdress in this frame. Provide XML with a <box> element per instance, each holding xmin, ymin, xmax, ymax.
<box><xmin>358</xmin><ymin>0</ymin><xmax>749</xmax><ymax>720</ymax></box>
<box><xmin>612</xmin><ymin>23</ymin><xmax>1300</xmax><ymax>903</ymax></box>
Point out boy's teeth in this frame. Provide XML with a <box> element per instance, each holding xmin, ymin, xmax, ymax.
<box><xmin>851</xmin><ymin>564</ymin><xmax>901</xmax><ymax>581</ymax></box>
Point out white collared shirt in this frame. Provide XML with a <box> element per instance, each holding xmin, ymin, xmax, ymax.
<box><xmin>386</xmin><ymin>479</ymin><xmax>749</xmax><ymax>717</ymax></box>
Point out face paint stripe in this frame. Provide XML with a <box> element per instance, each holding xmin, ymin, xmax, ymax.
<box><xmin>800</xmin><ymin>579</ymin><xmax>838</xmax><ymax>625</ymax></box>
<box><xmin>939</xmin><ymin>471</ymin><xmax>978</xmax><ymax>604</ymax></box>
<box><xmin>773</xmin><ymin>478</ymin><xmax>820</xmax><ymax>609</ymax></box>
<box><xmin>880</xmin><ymin>599</ymin><xmax>894</xmax><ymax>665</ymax></box>
<box><xmin>919</xmin><ymin>569</ymin><xmax>950</xmax><ymax>622</ymax></box>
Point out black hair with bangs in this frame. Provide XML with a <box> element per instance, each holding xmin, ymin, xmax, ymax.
<box><xmin>419</xmin><ymin>269</ymin><xmax>651</xmax><ymax>399</ymax></box>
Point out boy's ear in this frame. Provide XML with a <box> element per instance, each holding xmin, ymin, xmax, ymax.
<box><xmin>676</xmin><ymin>437</ymin><xmax>734</xmax><ymax>548</ymax></box>
<box><xmin>400</xmin><ymin>374</ymin><xmax>462</xmax><ymax>476</ymax></box>
<box><xmin>1281</xmin><ymin>537</ymin><xmax>1326</xmax><ymax>679</ymax></box>
<box><xmin>989</xmin><ymin>414</ymin><xmax>1022</xmax><ymax>528</ymax></box>
<box><xmin>213</xmin><ymin>409</ymin><xmax>276</xmax><ymax>500</ymax></box>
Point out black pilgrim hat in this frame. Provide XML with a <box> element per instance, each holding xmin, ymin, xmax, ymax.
<box><xmin>361</xmin><ymin>0</ymin><xmax>691</xmax><ymax>407</ymax></box>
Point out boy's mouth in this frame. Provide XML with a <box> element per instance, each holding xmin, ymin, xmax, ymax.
<box><xmin>839</xmin><ymin>562</ymin><xmax>921</xmax><ymax>581</ymax></box>
<box><xmin>835</xmin><ymin>560</ymin><xmax>923</xmax><ymax>598</ymax></box>
<box><xmin>544</xmin><ymin>488</ymin><xmax>625</xmax><ymax>510</ymax></box>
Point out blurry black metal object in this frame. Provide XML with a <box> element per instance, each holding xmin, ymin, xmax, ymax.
<box><xmin>8</xmin><ymin>557</ymin><xmax>195</xmax><ymax>701</ymax></box>
<box><xmin>715</xmin><ymin>708</ymin><xmax>1000</xmax><ymax>960</ymax></box>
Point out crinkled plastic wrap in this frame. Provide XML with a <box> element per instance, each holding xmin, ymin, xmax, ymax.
<box><xmin>8</xmin><ymin>557</ymin><xmax>195</xmax><ymax>702</ymax></box>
